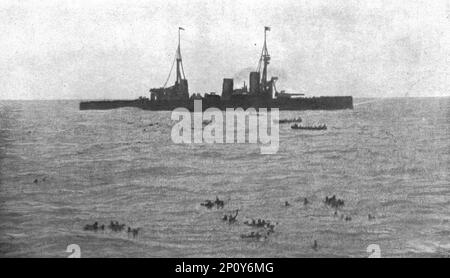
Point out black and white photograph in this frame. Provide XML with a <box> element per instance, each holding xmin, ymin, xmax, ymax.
<box><xmin>0</xmin><ymin>0</ymin><xmax>449</xmax><ymax>262</ymax></box>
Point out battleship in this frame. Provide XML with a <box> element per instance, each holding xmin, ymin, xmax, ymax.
<box><xmin>79</xmin><ymin>27</ymin><xmax>353</xmax><ymax>111</ymax></box>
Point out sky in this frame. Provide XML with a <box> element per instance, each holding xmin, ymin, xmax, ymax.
<box><xmin>0</xmin><ymin>0</ymin><xmax>448</xmax><ymax>100</ymax></box>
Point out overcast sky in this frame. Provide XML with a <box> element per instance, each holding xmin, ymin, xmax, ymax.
<box><xmin>0</xmin><ymin>0</ymin><xmax>448</xmax><ymax>100</ymax></box>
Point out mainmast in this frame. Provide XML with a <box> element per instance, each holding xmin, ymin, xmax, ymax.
<box><xmin>176</xmin><ymin>27</ymin><xmax>186</xmax><ymax>84</ymax></box>
<box><xmin>257</xmin><ymin>26</ymin><xmax>271</xmax><ymax>89</ymax></box>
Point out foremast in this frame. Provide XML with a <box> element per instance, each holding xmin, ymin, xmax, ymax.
<box><xmin>150</xmin><ymin>27</ymin><xmax>189</xmax><ymax>101</ymax></box>
<box><xmin>255</xmin><ymin>26</ymin><xmax>276</xmax><ymax>100</ymax></box>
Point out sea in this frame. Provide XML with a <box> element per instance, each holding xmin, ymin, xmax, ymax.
<box><xmin>0</xmin><ymin>97</ymin><xmax>449</xmax><ymax>257</ymax></box>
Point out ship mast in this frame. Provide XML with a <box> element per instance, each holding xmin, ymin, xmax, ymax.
<box><xmin>162</xmin><ymin>27</ymin><xmax>187</xmax><ymax>88</ymax></box>
<box><xmin>176</xmin><ymin>27</ymin><xmax>186</xmax><ymax>84</ymax></box>
<box><xmin>257</xmin><ymin>26</ymin><xmax>271</xmax><ymax>90</ymax></box>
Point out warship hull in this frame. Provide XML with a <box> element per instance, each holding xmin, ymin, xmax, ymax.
<box><xmin>80</xmin><ymin>28</ymin><xmax>353</xmax><ymax>112</ymax></box>
<box><xmin>79</xmin><ymin>96</ymin><xmax>353</xmax><ymax>111</ymax></box>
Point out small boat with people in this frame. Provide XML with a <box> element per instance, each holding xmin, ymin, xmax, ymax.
<box><xmin>291</xmin><ymin>123</ymin><xmax>327</xmax><ymax>130</ymax></box>
<box><xmin>278</xmin><ymin>117</ymin><xmax>302</xmax><ymax>124</ymax></box>
<box><xmin>222</xmin><ymin>209</ymin><xmax>239</xmax><ymax>224</ymax></box>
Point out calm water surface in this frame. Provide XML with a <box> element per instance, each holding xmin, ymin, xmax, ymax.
<box><xmin>0</xmin><ymin>98</ymin><xmax>449</xmax><ymax>257</ymax></box>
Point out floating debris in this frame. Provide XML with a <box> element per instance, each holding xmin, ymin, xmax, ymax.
<box><xmin>240</xmin><ymin>231</ymin><xmax>266</xmax><ymax>240</ymax></box>
<box><xmin>83</xmin><ymin>222</ymin><xmax>104</xmax><ymax>231</ymax></box>
<box><xmin>202</xmin><ymin>120</ymin><xmax>212</xmax><ymax>126</ymax></box>
<box><xmin>368</xmin><ymin>214</ymin><xmax>376</xmax><ymax>220</ymax></box>
<box><xmin>201</xmin><ymin>197</ymin><xmax>225</xmax><ymax>209</ymax></box>
<box><xmin>33</xmin><ymin>176</ymin><xmax>48</xmax><ymax>184</ymax></box>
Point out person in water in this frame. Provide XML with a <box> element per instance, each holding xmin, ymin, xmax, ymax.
<box><xmin>127</xmin><ymin>227</ymin><xmax>140</xmax><ymax>238</ymax></box>
<box><xmin>214</xmin><ymin>196</ymin><xmax>224</xmax><ymax>208</ymax></box>
<box><xmin>303</xmin><ymin>198</ymin><xmax>309</xmax><ymax>206</ymax></box>
<box><xmin>201</xmin><ymin>200</ymin><xmax>214</xmax><ymax>209</ymax></box>
<box><xmin>109</xmin><ymin>221</ymin><xmax>125</xmax><ymax>232</ymax></box>
<box><xmin>227</xmin><ymin>209</ymin><xmax>239</xmax><ymax>223</ymax></box>
<box><xmin>312</xmin><ymin>240</ymin><xmax>318</xmax><ymax>251</ymax></box>
<box><xmin>325</xmin><ymin>195</ymin><xmax>344</xmax><ymax>209</ymax></box>
<box><xmin>84</xmin><ymin>222</ymin><xmax>99</xmax><ymax>231</ymax></box>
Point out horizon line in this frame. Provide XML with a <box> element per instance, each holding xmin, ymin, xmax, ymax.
<box><xmin>1</xmin><ymin>96</ymin><xmax>449</xmax><ymax>101</ymax></box>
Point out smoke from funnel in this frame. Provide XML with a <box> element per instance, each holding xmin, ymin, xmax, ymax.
<box><xmin>233</xmin><ymin>66</ymin><xmax>289</xmax><ymax>87</ymax></box>
<box><xmin>232</xmin><ymin>67</ymin><xmax>254</xmax><ymax>86</ymax></box>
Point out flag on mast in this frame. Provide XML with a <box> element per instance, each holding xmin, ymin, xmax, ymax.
<box><xmin>265</xmin><ymin>26</ymin><xmax>271</xmax><ymax>31</ymax></box>
<box><xmin>177</xmin><ymin>27</ymin><xmax>184</xmax><ymax>60</ymax></box>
